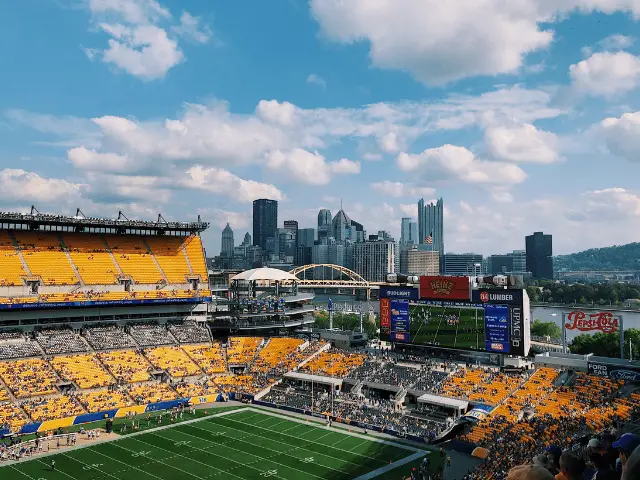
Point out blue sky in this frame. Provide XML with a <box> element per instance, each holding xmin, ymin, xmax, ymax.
<box><xmin>1</xmin><ymin>0</ymin><xmax>640</xmax><ymax>257</ymax></box>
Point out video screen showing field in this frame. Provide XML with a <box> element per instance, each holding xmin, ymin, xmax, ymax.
<box><xmin>407</xmin><ymin>303</ymin><xmax>486</xmax><ymax>350</ymax></box>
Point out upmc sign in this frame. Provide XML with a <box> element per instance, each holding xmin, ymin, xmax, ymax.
<box><xmin>419</xmin><ymin>276</ymin><xmax>470</xmax><ymax>301</ymax></box>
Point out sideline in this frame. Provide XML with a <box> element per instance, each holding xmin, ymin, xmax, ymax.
<box><xmin>0</xmin><ymin>406</ymin><xmax>250</xmax><ymax>467</ymax></box>
<box><xmin>353</xmin><ymin>451</ymin><xmax>425</xmax><ymax>480</ymax></box>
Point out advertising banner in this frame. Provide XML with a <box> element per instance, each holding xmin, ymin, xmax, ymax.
<box><xmin>0</xmin><ymin>296</ymin><xmax>211</xmax><ymax>311</ymax></box>
<box><xmin>390</xmin><ymin>299</ymin><xmax>410</xmax><ymax>333</ymax></box>
<box><xmin>565</xmin><ymin>311</ymin><xmax>620</xmax><ymax>334</ymax></box>
<box><xmin>484</xmin><ymin>304</ymin><xmax>510</xmax><ymax>353</ymax></box>
<box><xmin>380</xmin><ymin>286</ymin><xmax>419</xmax><ymax>300</ymax></box>
<box><xmin>587</xmin><ymin>362</ymin><xmax>640</xmax><ymax>383</ymax></box>
<box><xmin>420</xmin><ymin>276</ymin><xmax>470</xmax><ymax>301</ymax></box>
<box><xmin>379</xmin><ymin>298</ymin><xmax>390</xmax><ymax>330</ymax></box>
<box><xmin>472</xmin><ymin>289</ymin><xmax>523</xmax><ymax>305</ymax></box>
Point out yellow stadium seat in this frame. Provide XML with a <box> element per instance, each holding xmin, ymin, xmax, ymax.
<box><xmin>0</xmin><ymin>231</ymin><xmax>26</xmax><ymax>286</ymax></box>
<box><xmin>14</xmin><ymin>231</ymin><xmax>78</xmax><ymax>286</ymax></box>
<box><xmin>105</xmin><ymin>236</ymin><xmax>164</xmax><ymax>284</ymax></box>
<box><xmin>62</xmin><ymin>234</ymin><xmax>120</xmax><ymax>284</ymax></box>
<box><xmin>144</xmin><ymin>236</ymin><xmax>192</xmax><ymax>283</ymax></box>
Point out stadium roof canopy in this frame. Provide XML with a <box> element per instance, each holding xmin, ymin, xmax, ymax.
<box><xmin>417</xmin><ymin>393</ymin><xmax>469</xmax><ymax>411</ymax></box>
<box><xmin>231</xmin><ymin>268</ymin><xmax>298</xmax><ymax>282</ymax></box>
<box><xmin>284</xmin><ymin>372</ymin><xmax>342</xmax><ymax>388</ymax></box>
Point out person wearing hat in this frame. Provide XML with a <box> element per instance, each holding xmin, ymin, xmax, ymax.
<box><xmin>613</xmin><ymin>433</ymin><xmax>640</xmax><ymax>470</ymax></box>
<box><xmin>546</xmin><ymin>446</ymin><xmax>562</xmax><ymax>475</ymax></box>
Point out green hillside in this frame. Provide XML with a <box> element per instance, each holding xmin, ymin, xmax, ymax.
<box><xmin>554</xmin><ymin>242</ymin><xmax>640</xmax><ymax>271</ymax></box>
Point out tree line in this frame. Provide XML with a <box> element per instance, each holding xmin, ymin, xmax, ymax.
<box><xmin>526</xmin><ymin>281</ymin><xmax>640</xmax><ymax>306</ymax></box>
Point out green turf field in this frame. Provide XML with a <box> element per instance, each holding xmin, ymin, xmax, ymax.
<box><xmin>1</xmin><ymin>408</ymin><xmax>424</xmax><ymax>480</ymax></box>
<box><xmin>408</xmin><ymin>304</ymin><xmax>485</xmax><ymax>350</ymax></box>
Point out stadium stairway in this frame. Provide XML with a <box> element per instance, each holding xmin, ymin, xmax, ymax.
<box><xmin>101</xmin><ymin>237</ymin><xmax>124</xmax><ymax>277</ymax></box>
<box><xmin>58</xmin><ymin>235</ymin><xmax>85</xmax><ymax>287</ymax></box>
<box><xmin>7</xmin><ymin>231</ymin><xmax>32</xmax><ymax>277</ymax></box>
<box><xmin>179</xmin><ymin>241</ymin><xmax>195</xmax><ymax>276</ymax></box>
<box><xmin>141</xmin><ymin>238</ymin><xmax>169</xmax><ymax>284</ymax></box>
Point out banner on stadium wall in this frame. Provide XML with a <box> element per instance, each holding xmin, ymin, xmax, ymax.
<box><xmin>565</xmin><ymin>311</ymin><xmax>620</xmax><ymax>334</ymax></box>
<box><xmin>420</xmin><ymin>276</ymin><xmax>470</xmax><ymax>301</ymax></box>
<box><xmin>0</xmin><ymin>296</ymin><xmax>212</xmax><ymax>311</ymax></box>
<box><xmin>380</xmin><ymin>298</ymin><xmax>391</xmax><ymax>330</ymax></box>
<box><xmin>472</xmin><ymin>289</ymin><xmax>523</xmax><ymax>305</ymax></box>
<box><xmin>379</xmin><ymin>286</ymin><xmax>419</xmax><ymax>301</ymax></box>
<box><xmin>587</xmin><ymin>362</ymin><xmax>640</xmax><ymax>382</ymax></box>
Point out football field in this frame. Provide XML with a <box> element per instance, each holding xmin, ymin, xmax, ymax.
<box><xmin>408</xmin><ymin>304</ymin><xmax>485</xmax><ymax>350</ymax></box>
<box><xmin>1</xmin><ymin>408</ymin><xmax>423</xmax><ymax>480</ymax></box>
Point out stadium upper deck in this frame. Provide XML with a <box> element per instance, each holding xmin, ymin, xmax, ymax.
<box><xmin>0</xmin><ymin>210</ymin><xmax>210</xmax><ymax>310</ymax></box>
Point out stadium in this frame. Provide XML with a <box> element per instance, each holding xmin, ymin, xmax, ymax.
<box><xmin>0</xmin><ymin>210</ymin><xmax>638</xmax><ymax>480</ymax></box>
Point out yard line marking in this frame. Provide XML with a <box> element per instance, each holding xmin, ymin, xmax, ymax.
<box><xmin>108</xmin><ymin>440</ymin><xmax>218</xmax><ymax>480</ymax></box>
<box><xmin>60</xmin><ymin>452</ymin><xmax>121</xmax><ymax>480</ymax></box>
<box><xmin>348</xmin><ymin>439</ymin><xmax>372</xmax><ymax>452</ymax></box>
<box><xmin>36</xmin><ymin>458</ymin><xmax>82</xmax><ymax>480</ymax></box>
<box><xmin>126</xmin><ymin>437</ymin><xmax>221</xmax><ymax>480</ymax></box>
<box><xmin>241</xmin><ymin>407</ymin><xmax>422</xmax><ymax>452</ymax></box>
<box><xmin>88</xmin><ymin>445</ymin><xmax>165</xmax><ymax>480</ymax></box>
<box><xmin>199</xmin><ymin>417</ymin><xmax>376</xmax><ymax>469</ymax></box>
<box><xmin>210</xmin><ymin>414</ymin><xmax>391</xmax><ymax>465</ymax></box>
<box><xmin>279</xmin><ymin>422</ymin><xmax>307</xmax><ymax>433</ymax></box>
<box><xmin>353</xmin><ymin>451</ymin><xmax>426</xmax><ymax>480</ymax></box>
<box><xmin>183</xmin><ymin>421</ymin><xmax>353</xmax><ymax>477</ymax></box>
<box><xmin>8</xmin><ymin>465</ymin><xmax>36</xmax><ymax>480</ymax></box>
<box><xmin>159</xmin><ymin>426</ymin><xmax>327</xmax><ymax>480</ymax></box>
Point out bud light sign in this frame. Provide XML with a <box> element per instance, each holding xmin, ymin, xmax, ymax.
<box><xmin>380</xmin><ymin>286</ymin><xmax>419</xmax><ymax>300</ymax></box>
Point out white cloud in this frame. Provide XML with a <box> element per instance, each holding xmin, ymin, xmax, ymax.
<box><xmin>570</xmin><ymin>51</ymin><xmax>640</xmax><ymax>97</ymax></box>
<box><xmin>397</xmin><ymin>145</ymin><xmax>527</xmax><ymax>185</ymax></box>
<box><xmin>598</xmin><ymin>111</ymin><xmax>640</xmax><ymax>162</ymax></box>
<box><xmin>306</xmin><ymin>74</ymin><xmax>327</xmax><ymax>89</ymax></box>
<box><xmin>329</xmin><ymin>158</ymin><xmax>360</xmax><ymax>174</ymax></box>
<box><xmin>99</xmin><ymin>24</ymin><xmax>184</xmax><ymax>80</ymax></box>
<box><xmin>310</xmin><ymin>0</ymin><xmax>640</xmax><ymax>85</ymax></box>
<box><xmin>599</xmin><ymin>34</ymin><xmax>635</xmax><ymax>50</ymax></box>
<box><xmin>172</xmin><ymin>12</ymin><xmax>212</xmax><ymax>44</ymax></box>
<box><xmin>266</xmin><ymin>149</ymin><xmax>332</xmax><ymax>185</ymax></box>
<box><xmin>0</xmin><ymin>169</ymin><xmax>85</xmax><ymax>203</ymax></box>
<box><xmin>370</xmin><ymin>181</ymin><xmax>436</xmax><ymax>198</ymax></box>
<box><xmin>182</xmin><ymin>166</ymin><xmax>285</xmax><ymax>203</ymax></box>
<box><xmin>204</xmin><ymin>208</ymin><xmax>250</xmax><ymax>231</ymax></box>
<box><xmin>85</xmin><ymin>173</ymin><xmax>172</xmax><ymax>204</ymax></box>
<box><xmin>67</xmin><ymin>147</ymin><xmax>137</xmax><ymax>173</ymax></box>
<box><xmin>85</xmin><ymin>0</ymin><xmax>209</xmax><ymax>80</ymax></box>
<box><xmin>485</xmin><ymin>123</ymin><xmax>559</xmax><ymax>164</ymax></box>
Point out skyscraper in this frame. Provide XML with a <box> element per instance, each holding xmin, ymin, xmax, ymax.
<box><xmin>253</xmin><ymin>199</ymin><xmax>278</xmax><ymax>255</ymax></box>
<box><xmin>317</xmin><ymin>208</ymin><xmax>332</xmax><ymax>242</ymax></box>
<box><xmin>526</xmin><ymin>232</ymin><xmax>553</xmax><ymax>279</ymax></box>
<box><xmin>353</xmin><ymin>239</ymin><xmax>395</xmax><ymax>282</ymax></box>
<box><xmin>400</xmin><ymin>218</ymin><xmax>412</xmax><ymax>245</ymax></box>
<box><xmin>220</xmin><ymin>223</ymin><xmax>234</xmax><ymax>258</ymax></box>
<box><xmin>418</xmin><ymin>197</ymin><xmax>444</xmax><ymax>272</ymax></box>
<box><xmin>410</xmin><ymin>222</ymin><xmax>418</xmax><ymax>245</ymax></box>
<box><xmin>283</xmin><ymin>220</ymin><xmax>299</xmax><ymax>247</ymax></box>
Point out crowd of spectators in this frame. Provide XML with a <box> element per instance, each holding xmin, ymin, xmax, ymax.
<box><xmin>168</xmin><ymin>321</ymin><xmax>211</xmax><ymax>344</ymax></box>
<box><xmin>129</xmin><ymin>324</ymin><xmax>176</xmax><ymax>347</ymax></box>
<box><xmin>348</xmin><ymin>359</ymin><xmax>425</xmax><ymax>388</ymax></box>
<box><xmin>82</xmin><ymin>325</ymin><xmax>137</xmax><ymax>350</ymax></box>
<box><xmin>0</xmin><ymin>341</ymin><xmax>41</xmax><ymax>360</ymax></box>
<box><xmin>35</xmin><ymin>328</ymin><xmax>88</xmax><ymax>355</ymax></box>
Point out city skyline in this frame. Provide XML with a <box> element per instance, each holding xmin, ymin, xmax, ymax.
<box><xmin>2</xmin><ymin>1</ymin><xmax>640</xmax><ymax>260</ymax></box>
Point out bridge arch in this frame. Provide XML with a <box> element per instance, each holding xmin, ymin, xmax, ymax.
<box><xmin>288</xmin><ymin>264</ymin><xmax>369</xmax><ymax>286</ymax></box>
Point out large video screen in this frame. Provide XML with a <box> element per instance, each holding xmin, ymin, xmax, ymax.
<box><xmin>387</xmin><ymin>300</ymin><xmax>513</xmax><ymax>354</ymax></box>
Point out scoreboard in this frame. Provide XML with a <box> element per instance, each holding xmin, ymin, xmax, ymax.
<box><xmin>380</xmin><ymin>281</ymin><xmax>530</xmax><ymax>357</ymax></box>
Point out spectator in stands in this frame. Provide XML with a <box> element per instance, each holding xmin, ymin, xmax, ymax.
<box><xmin>589</xmin><ymin>451</ymin><xmax>620</xmax><ymax>480</ymax></box>
<box><xmin>507</xmin><ymin>465</ymin><xmax>554</xmax><ymax>480</ymax></box>
<box><xmin>621</xmin><ymin>445</ymin><xmax>639</xmax><ymax>480</ymax></box>
<box><xmin>613</xmin><ymin>434</ymin><xmax>640</xmax><ymax>472</ymax></box>
<box><xmin>546</xmin><ymin>446</ymin><xmax>562</xmax><ymax>475</ymax></box>
<box><xmin>558</xmin><ymin>452</ymin><xmax>585</xmax><ymax>480</ymax></box>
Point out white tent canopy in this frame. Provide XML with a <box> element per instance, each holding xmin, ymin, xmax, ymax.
<box><xmin>230</xmin><ymin>267</ymin><xmax>298</xmax><ymax>282</ymax></box>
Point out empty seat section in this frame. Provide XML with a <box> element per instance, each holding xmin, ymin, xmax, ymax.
<box><xmin>227</xmin><ymin>337</ymin><xmax>262</xmax><ymax>364</ymax></box>
<box><xmin>144</xmin><ymin>346</ymin><xmax>200</xmax><ymax>377</ymax></box>
<box><xmin>127</xmin><ymin>383</ymin><xmax>178</xmax><ymax>404</ymax></box>
<box><xmin>76</xmin><ymin>390</ymin><xmax>133</xmax><ymax>412</ymax></box>
<box><xmin>22</xmin><ymin>396</ymin><xmax>85</xmax><ymax>422</ymax></box>
<box><xmin>63</xmin><ymin>234</ymin><xmax>120</xmax><ymax>284</ymax></box>
<box><xmin>14</xmin><ymin>232</ymin><xmax>78</xmax><ymax>285</ymax></box>
<box><xmin>105</xmin><ymin>236</ymin><xmax>163</xmax><ymax>284</ymax></box>
<box><xmin>183</xmin><ymin>236</ymin><xmax>208</xmax><ymax>280</ymax></box>
<box><xmin>145</xmin><ymin>236</ymin><xmax>191</xmax><ymax>283</ymax></box>
<box><xmin>0</xmin><ymin>402</ymin><xmax>28</xmax><ymax>431</ymax></box>
<box><xmin>0</xmin><ymin>231</ymin><xmax>26</xmax><ymax>286</ymax></box>
<box><xmin>182</xmin><ymin>343</ymin><xmax>226</xmax><ymax>374</ymax></box>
